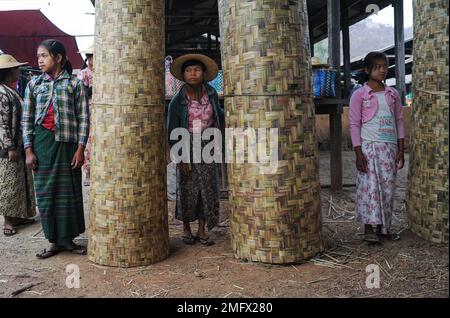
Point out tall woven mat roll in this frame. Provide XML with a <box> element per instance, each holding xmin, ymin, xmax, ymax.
<box><xmin>406</xmin><ymin>0</ymin><xmax>449</xmax><ymax>244</ymax></box>
<box><xmin>88</xmin><ymin>0</ymin><xmax>169</xmax><ymax>267</ymax></box>
<box><xmin>218</xmin><ymin>0</ymin><xmax>323</xmax><ymax>264</ymax></box>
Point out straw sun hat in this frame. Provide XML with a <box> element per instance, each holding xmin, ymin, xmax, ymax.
<box><xmin>77</xmin><ymin>44</ymin><xmax>94</xmax><ymax>55</ymax></box>
<box><xmin>170</xmin><ymin>53</ymin><xmax>218</xmax><ymax>82</ymax></box>
<box><xmin>85</xmin><ymin>44</ymin><xmax>94</xmax><ymax>55</ymax></box>
<box><xmin>0</xmin><ymin>54</ymin><xmax>28</xmax><ymax>69</ymax></box>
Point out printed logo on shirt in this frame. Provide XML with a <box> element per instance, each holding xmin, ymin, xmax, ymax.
<box><xmin>377</xmin><ymin>115</ymin><xmax>397</xmax><ymax>142</ymax></box>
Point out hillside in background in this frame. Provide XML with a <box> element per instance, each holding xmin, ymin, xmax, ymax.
<box><xmin>314</xmin><ymin>19</ymin><xmax>413</xmax><ymax>63</ymax></box>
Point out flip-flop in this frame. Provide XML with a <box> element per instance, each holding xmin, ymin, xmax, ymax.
<box><xmin>182</xmin><ymin>235</ymin><xmax>196</xmax><ymax>245</ymax></box>
<box><xmin>363</xmin><ymin>232</ymin><xmax>381</xmax><ymax>244</ymax></box>
<box><xmin>379</xmin><ymin>233</ymin><xmax>401</xmax><ymax>241</ymax></box>
<box><xmin>64</xmin><ymin>244</ymin><xmax>87</xmax><ymax>255</ymax></box>
<box><xmin>195</xmin><ymin>236</ymin><xmax>215</xmax><ymax>246</ymax></box>
<box><xmin>36</xmin><ymin>247</ymin><xmax>61</xmax><ymax>259</ymax></box>
<box><xmin>3</xmin><ymin>228</ymin><xmax>17</xmax><ymax>236</ymax></box>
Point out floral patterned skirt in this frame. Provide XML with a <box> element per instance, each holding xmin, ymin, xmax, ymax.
<box><xmin>0</xmin><ymin>155</ymin><xmax>36</xmax><ymax>219</ymax></box>
<box><xmin>355</xmin><ymin>140</ymin><xmax>398</xmax><ymax>234</ymax></box>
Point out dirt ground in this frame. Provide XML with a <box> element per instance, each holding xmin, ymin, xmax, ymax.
<box><xmin>1</xmin><ymin>151</ymin><xmax>448</xmax><ymax>298</ymax></box>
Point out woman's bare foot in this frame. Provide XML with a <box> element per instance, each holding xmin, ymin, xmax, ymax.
<box><xmin>3</xmin><ymin>217</ymin><xmax>17</xmax><ymax>236</ymax></box>
<box><xmin>196</xmin><ymin>219</ymin><xmax>214</xmax><ymax>246</ymax></box>
<box><xmin>36</xmin><ymin>243</ymin><xmax>62</xmax><ymax>259</ymax></box>
<box><xmin>182</xmin><ymin>222</ymin><xmax>195</xmax><ymax>245</ymax></box>
<box><xmin>64</xmin><ymin>241</ymin><xmax>87</xmax><ymax>254</ymax></box>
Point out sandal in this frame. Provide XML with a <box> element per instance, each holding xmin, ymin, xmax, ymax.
<box><xmin>182</xmin><ymin>235</ymin><xmax>196</xmax><ymax>245</ymax></box>
<box><xmin>36</xmin><ymin>246</ymin><xmax>62</xmax><ymax>259</ymax></box>
<box><xmin>363</xmin><ymin>232</ymin><xmax>381</xmax><ymax>244</ymax></box>
<box><xmin>195</xmin><ymin>236</ymin><xmax>215</xmax><ymax>246</ymax></box>
<box><xmin>64</xmin><ymin>243</ymin><xmax>87</xmax><ymax>255</ymax></box>
<box><xmin>379</xmin><ymin>233</ymin><xmax>401</xmax><ymax>241</ymax></box>
<box><xmin>3</xmin><ymin>228</ymin><xmax>17</xmax><ymax>236</ymax></box>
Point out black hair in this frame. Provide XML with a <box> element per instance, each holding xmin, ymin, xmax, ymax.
<box><xmin>0</xmin><ymin>68</ymin><xmax>13</xmax><ymax>84</ymax></box>
<box><xmin>181</xmin><ymin>59</ymin><xmax>206</xmax><ymax>73</ymax></box>
<box><xmin>81</xmin><ymin>59</ymin><xmax>88</xmax><ymax>70</ymax></box>
<box><xmin>361</xmin><ymin>51</ymin><xmax>389</xmax><ymax>84</ymax></box>
<box><xmin>39</xmin><ymin>39</ymin><xmax>73</xmax><ymax>75</ymax></box>
<box><xmin>81</xmin><ymin>54</ymin><xmax>93</xmax><ymax>70</ymax></box>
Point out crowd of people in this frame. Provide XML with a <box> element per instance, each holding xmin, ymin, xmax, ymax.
<box><xmin>0</xmin><ymin>38</ymin><xmax>405</xmax><ymax>258</ymax></box>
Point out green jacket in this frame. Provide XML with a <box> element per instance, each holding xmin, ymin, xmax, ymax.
<box><xmin>166</xmin><ymin>83</ymin><xmax>224</xmax><ymax>146</ymax></box>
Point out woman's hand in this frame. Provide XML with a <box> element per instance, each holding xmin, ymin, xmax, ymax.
<box><xmin>355</xmin><ymin>147</ymin><xmax>368</xmax><ymax>173</ymax></box>
<box><xmin>25</xmin><ymin>148</ymin><xmax>38</xmax><ymax>170</ymax></box>
<box><xmin>396</xmin><ymin>151</ymin><xmax>405</xmax><ymax>170</ymax></box>
<box><xmin>8</xmin><ymin>149</ymin><xmax>19</xmax><ymax>162</ymax></box>
<box><xmin>71</xmin><ymin>146</ymin><xmax>85</xmax><ymax>170</ymax></box>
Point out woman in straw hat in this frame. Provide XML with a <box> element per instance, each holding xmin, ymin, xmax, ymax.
<box><xmin>77</xmin><ymin>44</ymin><xmax>94</xmax><ymax>186</ymax></box>
<box><xmin>167</xmin><ymin>54</ymin><xmax>224</xmax><ymax>246</ymax></box>
<box><xmin>0</xmin><ymin>54</ymin><xmax>36</xmax><ymax>236</ymax></box>
<box><xmin>23</xmin><ymin>39</ymin><xmax>89</xmax><ymax>258</ymax></box>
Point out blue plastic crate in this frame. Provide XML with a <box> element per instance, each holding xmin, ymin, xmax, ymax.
<box><xmin>313</xmin><ymin>68</ymin><xmax>337</xmax><ymax>98</ymax></box>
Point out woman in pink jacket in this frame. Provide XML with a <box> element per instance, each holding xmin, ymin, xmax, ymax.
<box><xmin>349</xmin><ymin>52</ymin><xmax>405</xmax><ymax>244</ymax></box>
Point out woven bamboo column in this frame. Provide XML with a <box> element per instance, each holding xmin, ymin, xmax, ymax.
<box><xmin>88</xmin><ymin>0</ymin><xmax>169</xmax><ymax>267</ymax></box>
<box><xmin>218</xmin><ymin>0</ymin><xmax>323</xmax><ymax>264</ymax></box>
<box><xmin>406</xmin><ymin>0</ymin><xmax>449</xmax><ymax>244</ymax></box>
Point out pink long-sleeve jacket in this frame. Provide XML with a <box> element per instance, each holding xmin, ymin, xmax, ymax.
<box><xmin>349</xmin><ymin>83</ymin><xmax>405</xmax><ymax>148</ymax></box>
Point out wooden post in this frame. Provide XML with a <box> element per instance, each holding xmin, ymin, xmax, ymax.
<box><xmin>342</xmin><ymin>7</ymin><xmax>351</xmax><ymax>99</ymax></box>
<box><xmin>327</xmin><ymin>0</ymin><xmax>340</xmax><ymax>70</ymax></box>
<box><xmin>327</xmin><ymin>0</ymin><xmax>343</xmax><ymax>191</ymax></box>
<box><xmin>394</xmin><ymin>1</ymin><xmax>406</xmax><ymax>104</ymax></box>
<box><xmin>88</xmin><ymin>0</ymin><xmax>169</xmax><ymax>267</ymax></box>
